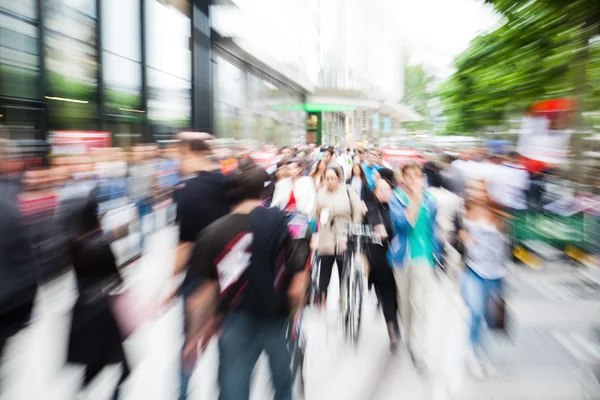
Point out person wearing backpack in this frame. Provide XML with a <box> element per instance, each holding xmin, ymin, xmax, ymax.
<box><xmin>182</xmin><ymin>159</ymin><xmax>310</xmax><ymax>400</ymax></box>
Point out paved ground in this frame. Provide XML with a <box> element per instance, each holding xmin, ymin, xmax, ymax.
<box><xmin>1</xmin><ymin>226</ymin><xmax>599</xmax><ymax>399</ymax></box>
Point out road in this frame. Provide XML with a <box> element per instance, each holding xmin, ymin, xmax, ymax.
<box><xmin>1</xmin><ymin>227</ymin><xmax>599</xmax><ymax>399</ymax></box>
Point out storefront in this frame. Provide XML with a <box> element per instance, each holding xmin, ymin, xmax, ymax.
<box><xmin>212</xmin><ymin>39</ymin><xmax>308</xmax><ymax>146</ymax></box>
<box><xmin>0</xmin><ymin>0</ymin><xmax>211</xmax><ymax>156</ymax></box>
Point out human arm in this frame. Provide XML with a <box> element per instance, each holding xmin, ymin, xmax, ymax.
<box><xmin>404</xmin><ymin>191</ymin><xmax>424</xmax><ymax>227</ymax></box>
<box><xmin>348</xmin><ymin>188</ymin><xmax>363</xmax><ymax>224</ymax></box>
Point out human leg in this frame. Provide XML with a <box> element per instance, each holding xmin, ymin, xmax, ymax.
<box><xmin>318</xmin><ymin>255</ymin><xmax>336</xmax><ymax>300</ymax></box>
<box><xmin>218</xmin><ymin>313</ymin><xmax>262</xmax><ymax>400</ymax></box>
<box><xmin>262</xmin><ymin>319</ymin><xmax>293</xmax><ymax>400</ymax></box>
<box><xmin>393</xmin><ymin>268</ymin><xmax>411</xmax><ymax>342</ymax></box>
<box><xmin>461</xmin><ymin>268</ymin><xmax>486</xmax><ymax>348</ymax></box>
<box><xmin>407</xmin><ymin>266</ymin><xmax>436</xmax><ymax>366</ymax></box>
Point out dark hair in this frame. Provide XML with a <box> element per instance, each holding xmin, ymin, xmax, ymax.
<box><xmin>325</xmin><ymin>166</ymin><xmax>342</xmax><ymax>180</ymax></box>
<box><xmin>423</xmin><ymin>161</ymin><xmax>443</xmax><ymax>188</ymax></box>
<box><xmin>185</xmin><ymin>139</ymin><xmax>210</xmax><ymax>153</ymax></box>
<box><xmin>378</xmin><ymin>167</ymin><xmax>396</xmax><ymax>187</ymax></box>
<box><xmin>324</xmin><ymin>148</ymin><xmax>334</xmax><ymax>156</ymax></box>
<box><xmin>227</xmin><ymin>159</ymin><xmax>269</xmax><ymax>204</ymax></box>
<box><xmin>351</xmin><ymin>163</ymin><xmax>367</xmax><ymax>184</ymax></box>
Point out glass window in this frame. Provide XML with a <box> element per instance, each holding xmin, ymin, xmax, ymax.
<box><xmin>145</xmin><ymin>0</ymin><xmax>191</xmax><ymax>80</ymax></box>
<box><xmin>214</xmin><ymin>56</ymin><xmax>244</xmax><ymax>108</ymax></box>
<box><xmin>44</xmin><ymin>0</ymin><xmax>97</xmax><ymax>45</ymax></box>
<box><xmin>101</xmin><ymin>0</ymin><xmax>141</xmax><ymax>61</ymax></box>
<box><xmin>0</xmin><ymin>14</ymin><xmax>40</xmax><ymax>98</ymax></box>
<box><xmin>147</xmin><ymin>68</ymin><xmax>191</xmax><ymax>125</ymax></box>
<box><xmin>145</xmin><ymin>0</ymin><xmax>191</xmax><ymax>128</ymax></box>
<box><xmin>0</xmin><ymin>0</ymin><xmax>37</xmax><ymax>20</ymax></box>
<box><xmin>45</xmin><ymin>32</ymin><xmax>98</xmax><ymax>129</ymax></box>
<box><xmin>103</xmin><ymin>52</ymin><xmax>142</xmax><ymax>113</ymax></box>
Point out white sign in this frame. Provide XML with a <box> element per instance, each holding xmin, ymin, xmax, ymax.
<box><xmin>517</xmin><ymin>117</ymin><xmax>571</xmax><ymax>164</ymax></box>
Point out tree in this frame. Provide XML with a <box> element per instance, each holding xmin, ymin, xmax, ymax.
<box><xmin>440</xmin><ymin>0</ymin><xmax>600</xmax><ymax>135</ymax></box>
<box><xmin>402</xmin><ymin>63</ymin><xmax>435</xmax><ymax>132</ymax></box>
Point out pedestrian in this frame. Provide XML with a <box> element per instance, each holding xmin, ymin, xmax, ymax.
<box><xmin>313</xmin><ymin>167</ymin><xmax>363</xmax><ymax>306</ymax></box>
<box><xmin>310</xmin><ymin>158</ymin><xmax>328</xmax><ymax>191</ymax></box>
<box><xmin>271</xmin><ymin>159</ymin><xmax>316</xmax><ymax>215</ymax></box>
<box><xmin>366</xmin><ymin>176</ymin><xmax>400</xmax><ymax>350</ymax></box>
<box><xmin>439</xmin><ymin>153</ymin><xmax>465</xmax><ymax>196</ymax></box>
<box><xmin>346</xmin><ymin>163</ymin><xmax>372</xmax><ymax>205</ymax></box>
<box><xmin>459</xmin><ymin>178</ymin><xmax>509</xmax><ymax>377</ymax></box>
<box><xmin>182</xmin><ymin>159</ymin><xmax>310</xmax><ymax>400</ymax></box>
<box><xmin>0</xmin><ymin>139</ymin><xmax>37</xmax><ymax>395</ymax></box>
<box><xmin>362</xmin><ymin>152</ymin><xmax>382</xmax><ymax>191</ymax></box>
<box><xmin>172</xmin><ymin>132</ymin><xmax>231</xmax><ymax>399</ymax></box>
<box><xmin>387</xmin><ymin>162</ymin><xmax>441</xmax><ymax>372</ymax></box>
<box><xmin>64</xmin><ymin>187</ymin><xmax>132</xmax><ymax>400</ymax></box>
<box><xmin>423</xmin><ymin>162</ymin><xmax>464</xmax><ymax>283</ymax></box>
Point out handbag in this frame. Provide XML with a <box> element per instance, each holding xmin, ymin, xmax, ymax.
<box><xmin>485</xmin><ymin>290</ymin><xmax>508</xmax><ymax>333</ymax></box>
<box><xmin>110</xmin><ymin>287</ymin><xmax>158</xmax><ymax>339</ymax></box>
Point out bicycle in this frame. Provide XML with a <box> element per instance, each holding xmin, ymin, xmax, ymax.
<box><xmin>340</xmin><ymin>224</ymin><xmax>381</xmax><ymax>346</ymax></box>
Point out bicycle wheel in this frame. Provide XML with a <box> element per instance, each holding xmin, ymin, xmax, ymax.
<box><xmin>349</xmin><ymin>269</ymin><xmax>363</xmax><ymax>345</ymax></box>
<box><xmin>309</xmin><ymin>254</ymin><xmax>320</xmax><ymax>306</ymax></box>
<box><xmin>341</xmin><ymin>258</ymin><xmax>351</xmax><ymax>340</ymax></box>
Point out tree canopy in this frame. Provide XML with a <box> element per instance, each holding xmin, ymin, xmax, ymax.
<box><xmin>440</xmin><ymin>0</ymin><xmax>600</xmax><ymax>134</ymax></box>
<box><xmin>402</xmin><ymin>62</ymin><xmax>435</xmax><ymax>132</ymax></box>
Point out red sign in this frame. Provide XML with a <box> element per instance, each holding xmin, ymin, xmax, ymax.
<box><xmin>382</xmin><ymin>148</ymin><xmax>425</xmax><ymax>170</ymax></box>
<box><xmin>50</xmin><ymin>131</ymin><xmax>111</xmax><ymax>155</ymax></box>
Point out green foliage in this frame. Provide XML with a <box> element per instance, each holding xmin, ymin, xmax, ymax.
<box><xmin>440</xmin><ymin>0</ymin><xmax>600</xmax><ymax>134</ymax></box>
<box><xmin>402</xmin><ymin>63</ymin><xmax>435</xmax><ymax>132</ymax></box>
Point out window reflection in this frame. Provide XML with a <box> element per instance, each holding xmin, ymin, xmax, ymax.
<box><xmin>44</xmin><ymin>0</ymin><xmax>96</xmax><ymax>45</ymax></box>
<box><xmin>102</xmin><ymin>0</ymin><xmax>141</xmax><ymax>61</ymax></box>
<box><xmin>145</xmin><ymin>0</ymin><xmax>191</xmax><ymax>127</ymax></box>
<box><xmin>0</xmin><ymin>0</ymin><xmax>37</xmax><ymax>20</ymax></box>
<box><xmin>0</xmin><ymin>14</ymin><xmax>40</xmax><ymax>99</ymax></box>
<box><xmin>147</xmin><ymin>68</ymin><xmax>191</xmax><ymax>125</ymax></box>
<box><xmin>101</xmin><ymin>0</ymin><xmax>142</xmax><ymax>118</ymax></box>
<box><xmin>45</xmin><ymin>34</ymin><xmax>98</xmax><ymax>129</ymax></box>
<box><xmin>103</xmin><ymin>52</ymin><xmax>142</xmax><ymax>112</ymax></box>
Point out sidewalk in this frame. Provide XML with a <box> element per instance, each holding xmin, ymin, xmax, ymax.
<box><xmin>0</xmin><ymin>227</ymin><xmax>472</xmax><ymax>400</ymax></box>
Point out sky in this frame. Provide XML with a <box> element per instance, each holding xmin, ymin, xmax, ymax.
<box><xmin>391</xmin><ymin>0</ymin><xmax>500</xmax><ymax>78</ymax></box>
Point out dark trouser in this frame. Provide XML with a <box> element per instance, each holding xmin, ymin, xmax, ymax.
<box><xmin>218</xmin><ymin>312</ymin><xmax>292</xmax><ymax>400</ymax></box>
<box><xmin>318</xmin><ymin>255</ymin><xmax>345</xmax><ymax>297</ymax></box>
<box><xmin>367</xmin><ymin>245</ymin><xmax>398</xmax><ymax>324</ymax></box>
<box><xmin>0</xmin><ymin>297</ymin><xmax>35</xmax><ymax>393</ymax></box>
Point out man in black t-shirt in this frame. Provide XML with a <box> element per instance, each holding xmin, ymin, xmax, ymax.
<box><xmin>173</xmin><ymin>132</ymin><xmax>231</xmax><ymax>400</ymax></box>
<box><xmin>183</xmin><ymin>159</ymin><xmax>309</xmax><ymax>400</ymax></box>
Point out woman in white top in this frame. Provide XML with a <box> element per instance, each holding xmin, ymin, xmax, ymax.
<box><xmin>271</xmin><ymin>160</ymin><xmax>316</xmax><ymax>215</ymax></box>
<box><xmin>459</xmin><ymin>178</ymin><xmax>509</xmax><ymax>377</ymax></box>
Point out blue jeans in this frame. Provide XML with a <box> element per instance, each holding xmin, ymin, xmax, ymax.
<box><xmin>218</xmin><ymin>312</ymin><xmax>292</xmax><ymax>400</ymax></box>
<box><xmin>179</xmin><ymin>279</ymin><xmax>203</xmax><ymax>400</ymax></box>
<box><xmin>461</xmin><ymin>267</ymin><xmax>503</xmax><ymax>347</ymax></box>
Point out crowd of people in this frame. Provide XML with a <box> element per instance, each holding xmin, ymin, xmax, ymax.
<box><xmin>0</xmin><ymin>133</ymin><xmax>536</xmax><ymax>399</ymax></box>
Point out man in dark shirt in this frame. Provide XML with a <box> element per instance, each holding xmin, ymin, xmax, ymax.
<box><xmin>173</xmin><ymin>132</ymin><xmax>231</xmax><ymax>400</ymax></box>
<box><xmin>0</xmin><ymin>140</ymin><xmax>37</xmax><ymax>393</ymax></box>
<box><xmin>183</xmin><ymin>159</ymin><xmax>309</xmax><ymax>400</ymax></box>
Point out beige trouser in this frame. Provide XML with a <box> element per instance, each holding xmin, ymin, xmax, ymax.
<box><xmin>393</xmin><ymin>265</ymin><xmax>438</xmax><ymax>365</ymax></box>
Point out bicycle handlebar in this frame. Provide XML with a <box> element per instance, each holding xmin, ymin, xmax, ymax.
<box><xmin>341</xmin><ymin>224</ymin><xmax>383</xmax><ymax>245</ymax></box>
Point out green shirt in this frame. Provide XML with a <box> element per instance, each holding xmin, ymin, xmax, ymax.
<box><xmin>396</xmin><ymin>189</ymin><xmax>435</xmax><ymax>267</ymax></box>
